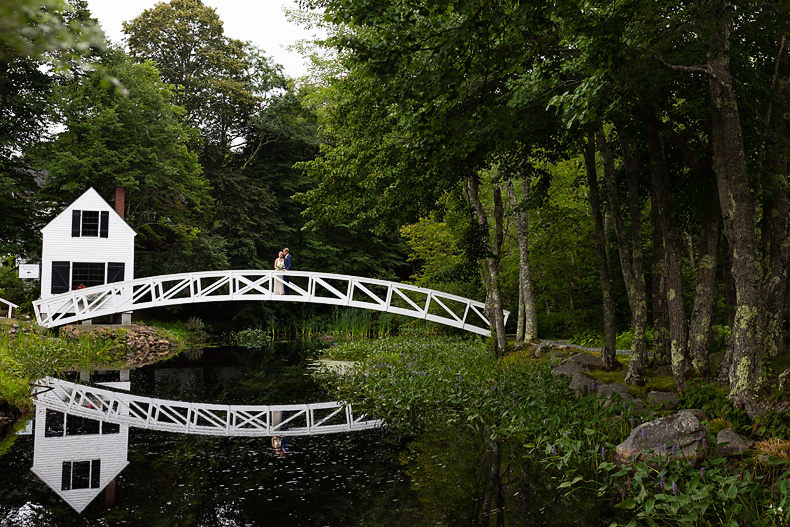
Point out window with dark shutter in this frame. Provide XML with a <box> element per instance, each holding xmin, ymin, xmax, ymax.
<box><xmin>61</xmin><ymin>462</ymin><xmax>72</xmax><ymax>490</ymax></box>
<box><xmin>81</xmin><ymin>211</ymin><xmax>99</xmax><ymax>236</ymax></box>
<box><xmin>45</xmin><ymin>409</ymin><xmax>66</xmax><ymax>438</ymax></box>
<box><xmin>90</xmin><ymin>460</ymin><xmax>101</xmax><ymax>488</ymax></box>
<box><xmin>51</xmin><ymin>262</ymin><xmax>70</xmax><ymax>294</ymax></box>
<box><xmin>71</xmin><ymin>262</ymin><xmax>105</xmax><ymax>288</ymax></box>
<box><xmin>71</xmin><ymin>210</ymin><xmax>81</xmax><ymax>237</ymax></box>
<box><xmin>107</xmin><ymin>263</ymin><xmax>125</xmax><ymax>283</ymax></box>
<box><xmin>100</xmin><ymin>211</ymin><xmax>109</xmax><ymax>238</ymax></box>
<box><xmin>71</xmin><ymin>461</ymin><xmax>90</xmax><ymax>489</ymax></box>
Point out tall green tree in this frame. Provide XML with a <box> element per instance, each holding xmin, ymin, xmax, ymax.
<box><xmin>123</xmin><ymin>0</ymin><xmax>280</xmax><ymax>157</ymax></box>
<box><xmin>29</xmin><ymin>45</ymin><xmax>217</xmax><ymax>275</ymax></box>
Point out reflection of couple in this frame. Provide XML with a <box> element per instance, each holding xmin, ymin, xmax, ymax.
<box><xmin>273</xmin><ymin>248</ymin><xmax>292</xmax><ymax>295</ymax></box>
<box><xmin>270</xmin><ymin>410</ymin><xmax>289</xmax><ymax>458</ymax></box>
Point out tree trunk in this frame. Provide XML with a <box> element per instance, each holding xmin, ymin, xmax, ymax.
<box><xmin>581</xmin><ymin>136</ymin><xmax>617</xmax><ymax>370</ymax></box>
<box><xmin>706</xmin><ymin>0</ymin><xmax>765</xmax><ymax>409</ymax></box>
<box><xmin>650</xmin><ymin>197</ymin><xmax>671</xmax><ymax>366</ymax></box>
<box><xmin>596</xmin><ymin>128</ymin><xmax>647</xmax><ymax>383</ymax></box>
<box><xmin>476</xmin><ymin>441</ymin><xmax>502</xmax><ymax>527</ymax></box>
<box><xmin>467</xmin><ymin>172</ymin><xmax>508</xmax><ymax>354</ymax></box>
<box><xmin>760</xmin><ymin>37</ymin><xmax>790</xmax><ymax>359</ymax></box>
<box><xmin>618</xmin><ymin>127</ymin><xmax>650</xmax><ymax>384</ymax></box>
<box><xmin>516</xmin><ymin>281</ymin><xmax>526</xmax><ymax>342</ymax></box>
<box><xmin>506</xmin><ymin>177</ymin><xmax>538</xmax><ymax>342</ymax></box>
<box><xmin>687</xmin><ymin>192</ymin><xmax>721</xmax><ymax>378</ymax></box>
<box><xmin>646</xmin><ymin>126</ymin><xmax>688</xmax><ymax>392</ymax></box>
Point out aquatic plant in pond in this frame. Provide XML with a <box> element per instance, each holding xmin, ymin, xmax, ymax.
<box><xmin>323</xmin><ymin>335</ymin><xmax>790</xmax><ymax>526</ymax></box>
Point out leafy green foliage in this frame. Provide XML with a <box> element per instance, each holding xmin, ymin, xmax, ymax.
<box><xmin>0</xmin><ymin>326</ymin><xmax>122</xmax><ymax>407</ymax></box>
<box><xmin>753</xmin><ymin>412</ymin><xmax>790</xmax><ymax>441</ymax></box>
<box><xmin>323</xmin><ymin>334</ymin><xmax>790</xmax><ymax>525</ymax></box>
<box><xmin>678</xmin><ymin>381</ymin><xmax>751</xmax><ymax>435</ymax></box>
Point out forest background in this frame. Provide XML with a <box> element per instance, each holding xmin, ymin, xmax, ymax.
<box><xmin>1</xmin><ymin>0</ymin><xmax>789</xmax><ymax>414</ymax></box>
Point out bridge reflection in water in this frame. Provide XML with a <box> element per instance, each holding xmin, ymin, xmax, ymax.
<box><xmin>29</xmin><ymin>378</ymin><xmax>381</xmax><ymax>513</ymax></box>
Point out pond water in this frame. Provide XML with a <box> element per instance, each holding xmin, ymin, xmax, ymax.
<box><xmin>0</xmin><ymin>343</ymin><xmax>622</xmax><ymax>526</ymax></box>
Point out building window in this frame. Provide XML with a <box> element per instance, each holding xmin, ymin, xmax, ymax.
<box><xmin>61</xmin><ymin>460</ymin><xmax>101</xmax><ymax>490</ymax></box>
<box><xmin>72</xmin><ymin>263</ymin><xmax>105</xmax><ymax>289</ymax></box>
<box><xmin>45</xmin><ymin>410</ymin><xmax>120</xmax><ymax>437</ymax></box>
<box><xmin>71</xmin><ymin>210</ymin><xmax>109</xmax><ymax>238</ymax></box>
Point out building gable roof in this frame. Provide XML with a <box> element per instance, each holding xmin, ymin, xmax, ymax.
<box><xmin>41</xmin><ymin>187</ymin><xmax>136</xmax><ymax>236</ymax></box>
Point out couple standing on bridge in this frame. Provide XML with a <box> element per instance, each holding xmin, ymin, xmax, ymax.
<box><xmin>273</xmin><ymin>248</ymin><xmax>292</xmax><ymax>295</ymax></box>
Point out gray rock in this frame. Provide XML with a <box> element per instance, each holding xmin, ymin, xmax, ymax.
<box><xmin>597</xmin><ymin>383</ymin><xmax>627</xmax><ymax>408</ymax></box>
<box><xmin>614</xmin><ymin>410</ymin><xmax>707</xmax><ymax>465</ymax></box>
<box><xmin>779</xmin><ymin>369</ymin><xmax>790</xmax><ymax>392</ymax></box>
<box><xmin>534</xmin><ymin>343</ymin><xmax>551</xmax><ymax>358</ymax></box>
<box><xmin>716</xmin><ymin>428</ymin><xmax>754</xmax><ymax>456</ymax></box>
<box><xmin>551</xmin><ymin>361</ymin><xmax>589</xmax><ymax>377</ymax></box>
<box><xmin>563</xmin><ymin>352</ymin><xmax>604</xmax><ymax>371</ymax></box>
<box><xmin>623</xmin><ymin>393</ymin><xmax>647</xmax><ymax>412</ymax></box>
<box><xmin>648</xmin><ymin>391</ymin><xmax>680</xmax><ymax>410</ymax></box>
<box><xmin>569</xmin><ymin>372</ymin><xmax>596</xmax><ymax>395</ymax></box>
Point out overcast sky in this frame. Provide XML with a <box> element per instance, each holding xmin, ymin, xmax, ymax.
<box><xmin>85</xmin><ymin>0</ymin><xmax>322</xmax><ymax>78</ymax></box>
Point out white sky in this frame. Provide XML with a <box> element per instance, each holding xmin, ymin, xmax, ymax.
<box><xmin>85</xmin><ymin>0</ymin><xmax>321</xmax><ymax>78</ymax></box>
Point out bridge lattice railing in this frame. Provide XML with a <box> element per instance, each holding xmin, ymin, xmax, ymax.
<box><xmin>32</xmin><ymin>377</ymin><xmax>381</xmax><ymax>437</ymax></box>
<box><xmin>33</xmin><ymin>270</ymin><xmax>507</xmax><ymax>335</ymax></box>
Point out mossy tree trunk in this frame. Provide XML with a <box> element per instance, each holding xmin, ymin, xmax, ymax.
<box><xmin>706</xmin><ymin>0</ymin><xmax>765</xmax><ymax>409</ymax></box>
<box><xmin>506</xmin><ymin>176</ymin><xmax>538</xmax><ymax>342</ymax></box>
<box><xmin>467</xmin><ymin>172</ymin><xmax>508</xmax><ymax>355</ymax></box>
<box><xmin>646</xmin><ymin>126</ymin><xmax>688</xmax><ymax>392</ymax></box>
<box><xmin>597</xmin><ymin>128</ymin><xmax>648</xmax><ymax>383</ymax></box>
<box><xmin>650</xmin><ymin>192</ymin><xmax>671</xmax><ymax>366</ymax></box>
<box><xmin>687</xmin><ymin>191</ymin><xmax>721</xmax><ymax>378</ymax></box>
<box><xmin>581</xmin><ymin>136</ymin><xmax>617</xmax><ymax>371</ymax></box>
<box><xmin>760</xmin><ymin>36</ymin><xmax>790</xmax><ymax>359</ymax></box>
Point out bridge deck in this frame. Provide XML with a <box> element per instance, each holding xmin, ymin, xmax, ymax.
<box><xmin>33</xmin><ymin>270</ymin><xmax>508</xmax><ymax>335</ymax></box>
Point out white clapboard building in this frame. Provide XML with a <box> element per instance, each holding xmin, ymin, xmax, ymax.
<box><xmin>31</xmin><ymin>382</ymin><xmax>131</xmax><ymax>514</ymax></box>
<box><xmin>39</xmin><ymin>188</ymin><xmax>135</xmax><ymax>321</ymax></box>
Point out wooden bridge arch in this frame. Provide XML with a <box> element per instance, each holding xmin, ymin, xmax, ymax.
<box><xmin>33</xmin><ymin>270</ymin><xmax>508</xmax><ymax>335</ymax></box>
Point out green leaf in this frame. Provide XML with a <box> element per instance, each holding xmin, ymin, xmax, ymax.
<box><xmin>615</xmin><ymin>498</ymin><xmax>636</xmax><ymax>509</ymax></box>
<box><xmin>726</xmin><ymin>483</ymin><xmax>738</xmax><ymax>499</ymax></box>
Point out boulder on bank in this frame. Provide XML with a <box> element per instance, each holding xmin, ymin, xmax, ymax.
<box><xmin>716</xmin><ymin>428</ymin><xmax>754</xmax><ymax>456</ymax></box>
<box><xmin>614</xmin><ymin>410</ymin><xmax>707</xmax><ymax>465</ymax></box>
<box><xmin>61</xmin><ymin>323</ymin><xmax>180</xmax><ymax>367</ymax></box>
<box><xmin>564</xmin><ymin>352</ymin><xmax>604</xmax><ymax>371</ymax></box>
<box><xmin>648</xmin><ymin>391</ymin><xmax>680</xmax><ymax>410</ymax></box>
<box><xmin>551</xmin><ymin>361</ymin><xmax>589</xmax><ymax>377</ymax></box>
<box><xmin>569</xmin><ymin>372</ymin><xmax>596</xmax><ymax>395</ymax></box>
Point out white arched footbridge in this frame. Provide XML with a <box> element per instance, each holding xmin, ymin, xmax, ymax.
<box><xmin>32</xmin><ymin>377</ymin><xmax>381</xmax><ymax>437</ymax></box>
<box><xmin>33</xmin><ymin>270</ymin><xmax>508</xmax><ymax>335</ymax></box>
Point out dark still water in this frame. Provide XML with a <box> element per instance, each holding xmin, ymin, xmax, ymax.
<box><xmin>0</xmin><ymin>344</ymin><xmax>621</xmax><ymax>527</ymax></box>
<box><xmin>0</xmin><ymin>344</ymin><xmax>420</xmax><ymax>527</ymax></box>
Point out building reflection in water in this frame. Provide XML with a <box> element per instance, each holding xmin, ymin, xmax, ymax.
<box><xmin>30</xmin><ymin>381</ymin><xmax>130</xmax><ymax>514</ymax></box>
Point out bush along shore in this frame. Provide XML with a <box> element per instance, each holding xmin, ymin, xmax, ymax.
<box><xmin>0</xmin><ymin>320</ymin><xmax>191</xmax><ymax>426</ymax></box>
<box><xmin>317</xmin><ymin>332</ymin><xmax>790</xmax><ymax>526</ymax></box>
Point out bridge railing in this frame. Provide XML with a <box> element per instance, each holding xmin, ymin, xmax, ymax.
<box><xmin>32</xmin><ymin>377</ymin><xmax>382</xmax><ymax>437</ymax></box>
<box><xmin>34</xmin><ymin>270</ymin><xmax>508</xmax><ymax>335</ymax></box>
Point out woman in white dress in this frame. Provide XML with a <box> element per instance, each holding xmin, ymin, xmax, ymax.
<box><xmin>273</xmin><ymin>251</ymin><xmax>286</xmax><ymax>295</ymax></box>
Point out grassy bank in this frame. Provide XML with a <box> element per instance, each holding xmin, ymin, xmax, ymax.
<box><xmin>318</xmin><ymin>332</ymin><xmax>790</xmax><ymax>526</ymax></box>
<box><xmin>0</xmin><ymin>322</ymin><xmax>125</xmax><ymax>410</ymax></box>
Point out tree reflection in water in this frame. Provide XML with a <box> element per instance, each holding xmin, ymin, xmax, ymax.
<box><xmin>402</xmin><ymin>422</ymin><xmax>625</xmax><ymax>526</ymax></box>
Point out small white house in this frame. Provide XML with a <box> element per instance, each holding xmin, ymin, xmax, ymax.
<box><xmin>40</xmin><ymin>188</ymin><xmax>136</xmax><ymax>302</ymax></box>
<box><xmin>31</xmin><ymin>382</ymin><xmax>131</xmax><ymax>514</ymax></box>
